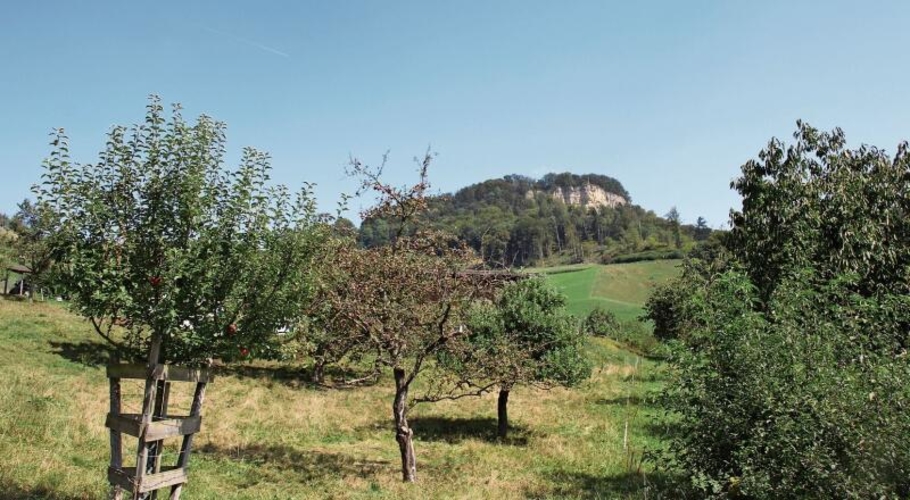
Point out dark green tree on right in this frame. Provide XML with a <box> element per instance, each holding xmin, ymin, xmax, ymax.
<box><xmin>645</xmin><ymin>123</ymin><xmax>910</xmax><ymax>498</ymax></box>
<box><xmin>729</xmin><ymin>121</ymin><xmax>910</xmax><ymax>300</ymax></box>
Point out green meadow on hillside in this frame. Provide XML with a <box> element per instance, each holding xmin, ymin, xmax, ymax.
<box><xmin>536</xmin><ymin>260</ymin><xmax>682</xmax><ymax>321</ymax></box>
<box><xmin>0</xmin><ymin>299</ymin><xmax>670</xmax><ymax>500</ymax></box>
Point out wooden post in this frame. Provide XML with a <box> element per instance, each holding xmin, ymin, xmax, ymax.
<box><xmin>133</xmin><ymin>335</ymin><xmax>163</xmax><ymax>499</ymax></box>
<box><xmin>106</xmin><ymin>335</ymin><xmax>210</xmax><ymax>499</ymax></box>
<box><xmin>149</xmin><ymin>379</ymin><xmax>170</xmax><ymax>500</ymax></box>
<box><xmin>109</xmin><ymin>368</ymin><xmax>124</xmax><ymax>500</ymax></box>
<box><xmin>169</xmin><ymin>379</ymin><xmax>208</xmax><ymax>500</ymax></box>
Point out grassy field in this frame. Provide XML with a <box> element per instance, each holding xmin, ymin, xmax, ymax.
<box><xmin>535</xmin><ymin>260</ymin><xmax>681</xmax><ymax>321</ymax></box>
<box><xmin>0</xmin><ymin>299</ymin><xmax>670</xmax><ymax>499</ymax></box>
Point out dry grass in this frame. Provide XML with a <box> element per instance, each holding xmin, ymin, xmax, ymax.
<box><xmin>0</xmin><ymin>299</ymin><xmax>669</xmax><ymax>499</ymax></box>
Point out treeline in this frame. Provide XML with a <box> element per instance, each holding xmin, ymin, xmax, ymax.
<box><xmin>359</xmin><ymin>172</ymin><xmax>711</xmax><ymax>267</ymax></box>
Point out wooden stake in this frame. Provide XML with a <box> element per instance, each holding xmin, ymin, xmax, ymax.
<box><xmin>169</xmin><ymin>380</ymin><xmax>207</xmax><ymax>500</ymax></box>
<box><xmin>134</xmin><ymin>334</ymin><xmax>163</xmax><ymax>498</ymax></box>
<box><xmin>108</xmin><ymin>373</ymin><xmax>123</xmax><ymax>500</ymax></box>
<box><xmin>149</xmin><ymin>380</ymin><xmax>171</xmax><ymax>500</ymax></box>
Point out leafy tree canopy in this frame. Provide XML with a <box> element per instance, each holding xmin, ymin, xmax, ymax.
<box><xmin>428</xmin><ymin>277</ymin><xmax>591</xmax><ymax>437</ymax></box>
<box><xmin>730</xmin><ymin>120</ymin><xmax>910</xmax><ymax>300</ymax></box>
<box><xmin>35</xmin><ymin>97</ymin><xmax>328</xmax><ymax>365</ymax></box>
<box><xmin>646</xmin><ymin>123</ymin><xmax>910</xmax><ymax>498</ymax></box>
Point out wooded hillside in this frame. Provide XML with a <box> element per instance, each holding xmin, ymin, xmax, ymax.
<box><xmin>359</xmin><ymin>172</ymin><xmax>710</xmax><ymax>267</ymax></box>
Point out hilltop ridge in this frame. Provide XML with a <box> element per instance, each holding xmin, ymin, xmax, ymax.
<box><xmin>359</xmin><ymin>172</ymin><xmax>708</xmax><ymax>267</ymax></box>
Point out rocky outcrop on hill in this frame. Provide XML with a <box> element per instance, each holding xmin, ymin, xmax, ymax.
<box><xmin>527</xmin><ymin>184</ymin><xmax>628</xmax><ymax>210</ymax></box>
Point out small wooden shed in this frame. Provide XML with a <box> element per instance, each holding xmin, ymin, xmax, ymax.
<box><xmin>4</xmin><ymin>264</ymin><xmax>32</xmax><ymax>295</ymax></box>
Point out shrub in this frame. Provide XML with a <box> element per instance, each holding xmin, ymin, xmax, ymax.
<box><xmin>643</xmin><ymin>275</ymin><xmax>704</xmax><ymax>343</ymax></box>
<box><xmin>613</xmin><ymin>320</ymin><xmax>662</xmax><ymax>357</ymax></box>
<box><xmin>659</xmin><ymin>271</ymin><xmax>910</xmax><ymax>498</ymax></box>
<box><xmin>583</xmin><ymin>307</ymin><xmax>619</xmax><ymax>337</ymax></box>
<box><xmin>652</xmin><ymin>124</ymin><xmax>910</xmax><ymax>498</ymax></box>
<box><xmin>611</xmin><ymin>249</ymin><xmax>685</xmax><ymax>264</ymax></box>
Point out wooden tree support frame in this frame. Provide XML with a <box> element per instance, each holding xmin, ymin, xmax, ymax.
<box><xmin>107</xmin><ymin>337</ymin><xmax>211</xmax><ymax>500</ymax></box>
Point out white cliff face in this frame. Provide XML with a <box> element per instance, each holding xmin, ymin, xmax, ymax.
<box><xmin>526</xmin><ymin>184</ymin><xmax>627</xmax><ymax>210</ymax></box>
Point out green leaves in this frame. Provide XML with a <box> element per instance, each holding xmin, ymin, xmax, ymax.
<box><xmin>652</xmin><ymin>123</ymin><xmax>910</xmax><ymax>498</ymax></box>
<box><xmin>455</xmin><ymin>278</ymin><xmax>592</xmax><ymax>390</ymax></box>
<box><xmin>34</xmin><ymin>97</ymin><xmax>327</xmax><ymax>365</ymax></box>
<box><xmin>660</xmin><ymin>271</ymin><xmax>910</xmax><ymax>498</ymax></box>
<box><xmin>583</xmin><ymin>307</ymin><xmax>619</xmax><ymax>338</ymax></box>
<box><xmin>729</xmin><ymin>122</ymin><xmax>910</xmax><ymax>300</ymax></box>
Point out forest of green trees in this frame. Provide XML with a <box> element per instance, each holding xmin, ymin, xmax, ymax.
<box><xmin>359</xmin><ymin>172</ymin><xmax>711</xmax><ymax>267</ymax></box>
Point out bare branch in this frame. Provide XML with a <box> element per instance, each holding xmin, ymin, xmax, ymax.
<box><xmin>412</xmin><ymin>381</ymin><xmax>499</xmax><ymax>406</ymax></box>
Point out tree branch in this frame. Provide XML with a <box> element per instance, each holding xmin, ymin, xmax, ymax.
<box><xmin>412</xmin><ymin>381</ymin><xmax>499</xmax><ymax>407</ymax></box>
<box><xmin>89</xmin><ymin>316</ymin><xmax>131</xmax><ymax>358</ymax></box>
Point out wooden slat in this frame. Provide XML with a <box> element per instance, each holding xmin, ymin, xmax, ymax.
<box><xmin>106</xmin><ymin>413</ymin><xmax>142</xmax><ymax>439</ymax></box>
<box><xmin>147</xmin><ymin>415</ymin><xmax>200</xmax><ymax>441</ymax></box>
<box><xmin>165</xmin><ymin>365</ymin><xmax>212</xmax><ymax>383</ymax></box>
<box><xmin>134</xmin><ymin>334</ymin><xmax>163</xmax><ymax>491</ymax></box>
<box><xmin>109</xmin><ymin>379</ymin><xmax>123</xmax><ymax>463</ymax></box>
<box><xmin>107</xmin><ymin>363</ymin><xmax>148</xmax><ymax>380</ymax></box>
<box><xmin>105</xmin><ymin>414</ymin><xmax>202</xmax><ymax>442</ymax></box>
<box><xmin>141</xmin><ymin>466</ymin><xmax>188</xmax><ymax>492</ymax></box>
<box><xmin>108</xmin><ymin>466</ymin><xmax>188</xmax><ymax>493</ymax></box>
<box><xmin>107</xmin><ymin>364</ymin><xmax>212</xmax><ymax>383</ymax></box>
<box><xmin>108</xmin><ymin>466</ymin><xmax>136</xmax><ymax>492</ymax></box>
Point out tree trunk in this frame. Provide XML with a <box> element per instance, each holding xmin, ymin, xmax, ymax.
<box><xmin>392</xmin><ymin>367</ymin><xmax>417</xmax><ymax>482</ymax></box>
<box><xmin>498</xmin><ymin>386</ymin><xmax>511</xmax><ymax>439</ymax></box>
<box><xmin>312</xmin><ymin>358</ymin><xmax>325</xmax><ymax>385</ymax></box>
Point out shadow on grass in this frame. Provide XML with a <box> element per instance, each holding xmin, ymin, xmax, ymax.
<box><xmin>642</xmin><ymin>420</ymin><xmax>684</xmax><ymax>444</ymax></box>
<box><xmin>609</xmin><ymin>342</ymin><xmax>668</xmax><ymax>363</ymax></box>
<box><xmin>197</xmin><ymin>442</ymin><xmax>393</xmax><ymax>482</ymax></box>
<box><xmin>212</xmin><ymin>363</ymin><xmax>317</xmax><ymax>389</ymax></box>
<box><xmin>48</xmin><ymin>340</ymin><xmax>116</xmax><ymax>366</ymax></box>
<box><xmin>595</xmin><ymin>395</ymin><xmax>654</xmax><ymax>408</ymax></box>
<box><xmin>407</xmin><ymin>416</ymin><xmax>533</xmax><ymax>446</ymax></box>
<box><xmin>212</xmin><ymin>362</ymin><xmax>378</xmax><ymax>390</ymax></box>
<box><xmin>531</xmin><ymin>470</ymin><xmax>691</xmax><ymax>499</ymax></box>
<box><xmin>0</xmin><ymin>481</ymin><xmax>91</xmax><ymax>500</ymax></box>
<box><xmin>46</xmin><ymin>341</ymin><xmax>375</xmax><ymax>392</ymax></box>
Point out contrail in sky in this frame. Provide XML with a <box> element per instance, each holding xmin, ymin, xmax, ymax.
<box><xmin>202</xmin><ymin>25</ymin><xmax>290</xmax><ymax>58</ymax></box>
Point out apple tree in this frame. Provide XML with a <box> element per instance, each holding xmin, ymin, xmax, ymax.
<box><xmin>429</xmin><ymin>277</ymin><xmax>591</xmax><ymax>438</ymax></box>
<box><xmin>34</xmin><ymin>97</ymin><xmax>328</xmax><ymax>365</ymax></box>
<box><xmin>310</xmin><ymin>154</ymin><xmax>502</xmax><ymax>482</ymax></box>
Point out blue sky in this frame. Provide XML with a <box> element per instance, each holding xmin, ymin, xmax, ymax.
<box><xmin>2</xmin><ymin>1</ymin><xmax>908</xmax><ymax>226</ymax></box>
